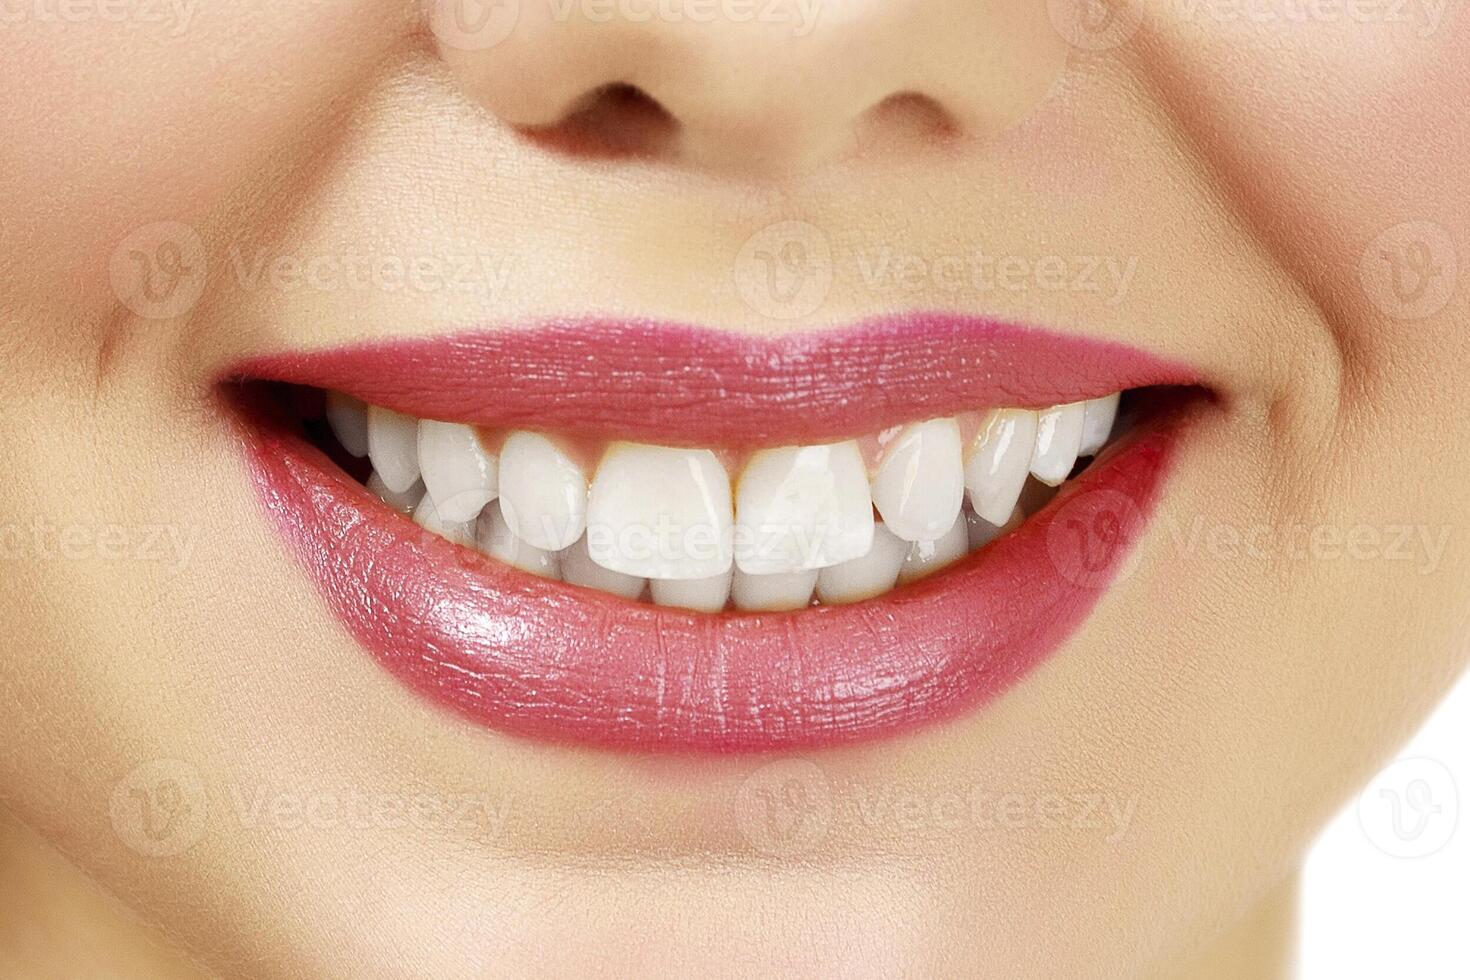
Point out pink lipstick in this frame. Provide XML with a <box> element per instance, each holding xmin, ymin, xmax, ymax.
<box><xmin>235</xmin><ymin>314</ymin><xmax>1195</xmax><ymax>445</ymax></box>
<box><xmin>227</xmin><ymin>315</ymin><xmax>1199</xmax><ymax>752</ymax></box>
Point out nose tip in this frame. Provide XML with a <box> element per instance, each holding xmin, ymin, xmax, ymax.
<box><xmin>428</xmin><ymin>0</ymin><xmax>1068</xmax><ymax>176</ymax></box>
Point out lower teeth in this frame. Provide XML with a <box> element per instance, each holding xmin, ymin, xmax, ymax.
<box><xmin>386</xmin><ymin>491</ymin><xmax>1034</xmax><ymax>612</ymax></box>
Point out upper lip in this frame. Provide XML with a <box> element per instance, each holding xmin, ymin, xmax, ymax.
<box><xmin>228</xmin><ymin>313</ymin><xmax>1202</xmax><ymax>753</ymax></box>
<box><xmin>227</xmin><ymin>314</ymin><xmax>1199</xmax><ymax>446</ymax></box>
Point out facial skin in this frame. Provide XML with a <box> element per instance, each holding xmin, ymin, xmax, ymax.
<box><xmin>0</xmin><ymin>0</ymin><xmax>1466</xmax><ymax>976</ymax></box>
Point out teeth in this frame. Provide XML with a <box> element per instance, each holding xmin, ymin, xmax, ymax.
<box><xmin>734</xmin><ymin>441</ymin><xmax>874</xmax><ymax>574</ymax></box>
<box><xmin>586</xmin><ymin>443</ymin><xmax>733</xmax><ymax>580</ymax></box>
<box><xmin>815</xmin><ymin>523</ymin><xmax>910</xmax><ymax>606</ymax></box>
<box><xmin>367</xmin><ymin>406</ymin><xmax>421</xmax><ymax>494</ymax></box>
<box><xmin>412</xmin><ymin>490</ymin><xmax>477</xmax><ymax>548</ymax></box>
<box><xmin>497</xmin><ymin>431</ymin><xmax>588</xmax><ymax>552</ymax></box>
<box><xmin>732</xmin><ymin>567</ymin><xmax>819</xmax><ymax>612</ymax></box>
<box><xmin>964</xmin><ymin>409</ymin><xmax>1037</xmax><ymax>526</ymax></box>
<box><xmin>1078</xmin><ymin>393</ymin><xmax>1121</xmax><ymax>456</ymax></box>
<box><xmin>476</xmin><ymin>501</ymin><xmax>561</xmax><ymax>580</ymax></box>
<box><xmin>339</xmin><ymin>389</ymin><xmax>1129</xmax><ymax>606</ymax></box>
<box><xmin>1029</xmin><ymin>402</ymin><xmax>1087</xmax><ymax>487</ymax></box>
<box><xmin>870</xmin><ymin>418</ymin><xmax>966</xmax><ymax>543</ymax></box>
<box><xmin>326</xmin><ymin>392</ymin><xmax>370</xmax><ymax>458</ymax></box>
<box><xmin>367</xmin><ymin>473</ymin><xmax>423</xmax><ymax>515</ymax></box>
<box><xmin>897</xmin><ymin>512</ymin><xmax>970</xmax><ymax>585</ymax></box>
<box><xmin>560</xmin><ymin>534</ymin><xmax>645</xmax><ymax>600</ymax></box>
<box><xmin>651</xmin><ymin>570</ymin><xmax>734</xmax><ymax>613</ymax></box>
<box><xmin>418</xmin><ymin>421</ymin><xmax>498</xmax><ymax>523</ymax></box>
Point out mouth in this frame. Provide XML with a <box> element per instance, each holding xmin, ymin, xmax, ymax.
<box><xmin>225</xmin><ymin>315</ymin><xmax>1204</xmax><ymax>753</ymax></box>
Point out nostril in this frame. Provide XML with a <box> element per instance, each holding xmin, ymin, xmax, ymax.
<box><xmin>860</xmin><ymin>92</ymin><xmax>963</xmax><ymax>146</ymax></box>
<box><xmin>517</xmin><ymin>82</ymin><xmax>680</xmax><ymax>161</ymax></box>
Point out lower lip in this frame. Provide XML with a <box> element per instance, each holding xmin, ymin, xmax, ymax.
<box><xmin>233</xmin><ymin>391</ymin><xmax>1183</xmax><ymax>754</ymax></box>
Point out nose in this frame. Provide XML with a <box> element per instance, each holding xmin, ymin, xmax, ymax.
<box><xmin>428</xmin><ymin>0</ymin><xmax>1069</xmax><ymax>176</ymax></box>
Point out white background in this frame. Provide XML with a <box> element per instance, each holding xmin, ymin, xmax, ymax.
<box><xmin>1299</xmin><ymin>668</ymin><xmax>1469</xmax><ymax>977</ymax></box>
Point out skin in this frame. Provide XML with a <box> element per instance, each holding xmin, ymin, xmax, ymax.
<box><xmin>1</xmin><ymin>0</ymin><xmax>1466</xmax><ymax>976</ymax></box>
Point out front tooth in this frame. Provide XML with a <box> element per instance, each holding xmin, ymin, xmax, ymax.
<box><xmin>412</xmin><ymin>490</ymin><xmax>477</xmax><ymax>548</ymax></box>
<box><xmin>326</xmin><ymin>392</ymin><xmax>370</xmax><ymax>458</ymax></box>
<box><xmin>367</xmin><ymin>473</ymin><xmax>422</xmax><ymax>515</ymax></box>
<box><xmin>1078</xmin><ymin>393</ymin><xmax>1121</xmax><ymax>456</ymax></box>
<box><xmin>497</xmin><ymin>431</ymin><xmax>587</xmax><ymax>551</ymax></box>
<box><xmin>560</xmin><ymin>534</ymin><xmax>645</xmax><ymax>600</ymax></box>
<box><xmin>870</xmin><ymin>418</ymin><xmax>965</xmax><ymax>543</ymax></box>
<box><xmin>651</xmin><ymin>570</ymin><xmax>733</xmax><ymax>613</ymax></box>
<box><xmin>586</xmin><ymin>443</ymin><xmax>733</xmax><ymax>580</ymax></box>
<box><xmin>476</xmin><ymin>501</ymin><xmax>561</xmax><ymax>580</ymax></box>
<box><xmin>815</xmin><ymin>523</ymin><xmax>910</xmax><ymax>606</ymax></box>
<box><xmin>731</xmin><ymin>568</ymin><xmax>818</xmax><ymax>612</ymax></box>
<box><xmin>964</xmin><ymin>409</ymin><xmax>1037</xmax><ymax>526</ymax></box>
<box><xmin>965</xmin><ymin>504</ymin><xmax>1023</xmax><ymax>551</ymax></box>
<box><xmin>1029</xmin><ymin>402</ymin><xmax>1087</xmax><ymax>487</ymax></box>
<box><xmin>418</xmin><ymin>420</ymin><xmax>498</xmax><ymax>523</ymax></box>
<box><xmin>734</xmin><ymin>441</ymin><xmax>874</xmax><ymax>574</ymax></box>
<box><xmin>897</xmin><ymin>513</ymin><xmax>969</xmax><ymax>585</ymax></box>
<box><xmin>367</xmin><ymin>406</ymin><xmax>421</xmax><ymax>494</ymax></box>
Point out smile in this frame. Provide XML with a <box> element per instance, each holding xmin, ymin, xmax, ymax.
<box><xmin>226</xmin><ymin>315</ymin><xmax>1203</xmax><ymax>753</ymax></box>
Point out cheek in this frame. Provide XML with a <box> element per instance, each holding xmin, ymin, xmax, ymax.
<box><xmin>1142</xmin><ymin>10</ymin><xmax>1470</xmax><ymax>398</ymax></box>
<box><xmin>1145</xmin><ymin>12</ymin><xmax>1470</xmax><ymax>279</ymax></box>
<box><xmin>0</xmin><ymin>1</ymin><xmax>414</xmax><ymax>297</ymax></box>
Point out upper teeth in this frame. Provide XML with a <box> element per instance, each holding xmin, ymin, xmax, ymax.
<box><xmin>326</xmin><ymin>391</ymin><xmax>372</xmax><ymax>458</ymax></box>
<box><xmin>417</xmin><ymin>420</ymin><xmax>498</xmax><ymax>524</ymax></box>
<box><xmin>734</xmin><ymin>441</ymin><xmax>874</xmax><ymax>574</ymax></box>
<box><xmin>870</xmin><ymin>417</ymin><xmax>966</xmax><ymax>543</ymax></box>
<box><xmin>1079</xmin><ymin>392</ymin><xmax>1122</xmax><ymax>456</ymax></box>
<box><xmin>965</xmin><ymin>408</ymin><xmax>1037</xmax><ymax>526</ymax></box>
<box><xmin>1029</xmin><ymin>401</ymin><xmax>1088</xmax><ymax>487</ymax></box>
<box><xmin>365</xmin><ymin>405</ymin><xmax>420</xmax><ymax>494</ymax></box>
<box><xmin>587</xmin><ymin>443</ymin><xmax>734</xmax><ymax>580</ymax></box>
<box><xmin>497</xmin><ymin>431</ymin><xmax>589</xmax><ymax>551</ymax></box>
<box><xmin>326</xmin><ymin>392</ymin><xmax>1123</xmax><ymax>611</ymax></box>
